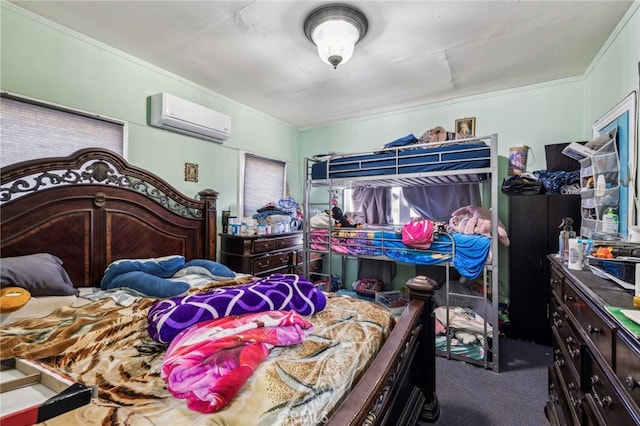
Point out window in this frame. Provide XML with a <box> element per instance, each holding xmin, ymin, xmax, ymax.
<box><xmin>241</xmin><ymin>153</ymin><xmax>286</xmax><ymax>219</ymax></box>
<box><xmin>344</xmin><ymin>187</ymin><xmax>417</xmax><ymax>224</ymax></box>
<box><xmin>0</xmin><ymin>93</ymin><xmax>126</xmax><ymax>167</ymax></box>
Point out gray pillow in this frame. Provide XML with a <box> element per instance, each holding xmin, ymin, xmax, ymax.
<box><xmin>0</xmin><ymin>253</ymin><xmax>78</xmax><ymax>296</ymax></box>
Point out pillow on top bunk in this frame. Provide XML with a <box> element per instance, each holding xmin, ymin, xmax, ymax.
<box><xmin>0</xmin><ymin>253</ymin><xmax>78</xmax><ymax>297</ymax></box>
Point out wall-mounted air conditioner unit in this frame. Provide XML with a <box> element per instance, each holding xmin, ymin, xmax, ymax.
<box><xmin>149</xmin><ymin>93</ymin><xmax>231</xmax><ymax>143</ymax></box>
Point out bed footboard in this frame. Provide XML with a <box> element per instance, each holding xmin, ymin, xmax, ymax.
<box><xmin>328</xmin><ymin>280</ymin><xmax>439</xmax><ymax>425</ymax></box>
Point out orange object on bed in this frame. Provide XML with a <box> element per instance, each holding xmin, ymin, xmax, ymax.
<box><xmin>0</xmin><ymin>287</ymin><xmax>31</xmax><ymax>313</ymax></box>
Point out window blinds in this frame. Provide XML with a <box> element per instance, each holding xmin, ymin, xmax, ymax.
<box><xmin>243</xmin><ymin>153</ymin><xmax>286</xmax><ymax>218</ymax></box>
<box><xmin>0</xmin><ymin>94</ymin><xmax>125</xmax><ymax>168</ymax></box>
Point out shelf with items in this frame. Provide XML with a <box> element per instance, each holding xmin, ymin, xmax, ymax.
<box><xmin>578</xmin><ymin>138</ymin><xmax>620</xmax><ymax>237</ymax></box>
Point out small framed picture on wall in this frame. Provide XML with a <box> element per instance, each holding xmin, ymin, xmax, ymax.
<box><xmin>184</xmin><ymin>162</ymin><xmax>199</xmax><ymax>182</ymax></box>
<box><xmin>455</xmin><ymin>117</ymin><xmax>476</xmax><ymax>137</ymax></box>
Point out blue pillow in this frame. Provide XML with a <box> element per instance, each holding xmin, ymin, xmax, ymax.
<box><xmin>103</xmin><ymin>271</ymin><xmax>189</xmax><ymax>298</ymax></box>
<box><xmin>101</xmin><ymin>255</ymin><xmax>185</xmax><ymax>290</ymax></box>
<box><xmin>173</xmin><ymin>259</ymin><xmax>235</xmax><ymax>281</ymax></box>
<box><xmin>383</xmin><ymin>134</ymin><xmax>418</xmax><ymax>148</ymax></box>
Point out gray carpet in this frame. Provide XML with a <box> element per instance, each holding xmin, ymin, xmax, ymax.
<box><xmin>429</xmin><ymin>338</ymin><xmax>552</xmax><ymax>426</ymax></box>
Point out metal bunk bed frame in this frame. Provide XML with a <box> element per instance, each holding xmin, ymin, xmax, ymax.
<box><xmin>303</xmin><ymin>134</ymin><xmax>500</xmax><ymax>372</ymax></box>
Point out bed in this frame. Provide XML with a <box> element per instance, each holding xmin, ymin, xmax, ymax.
<box><xmin>308</xmin><ymin>226</ymin><xmax>492</xmax><ymax>281</ymax></box>
<box><xmin>310</xmin><ymin>139</ymin><xmax>490</xmax><ymax>183</ymax></box>
<box><xmin>303</xmin><ymin>134</ymin><xmax>502</xmax><ymax>372</ymax></box>
<box><xmin>0</xmin><ymin>148</ymin><xmax>440</xmax><ymax>425</ymax></box>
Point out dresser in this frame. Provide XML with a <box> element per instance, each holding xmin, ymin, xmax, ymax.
<box><xmin>546</xmin><ymin>255</ymin><xmax>640</xmax><ymax>425</ymax></box>
<box><xmin>219</xmin><ymin>232</ymin><xmax>322</xmax><ymax>278</ymax></box>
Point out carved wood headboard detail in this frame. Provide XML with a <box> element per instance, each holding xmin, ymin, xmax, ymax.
<box><xmin>1</xmin><ymin>148</ymin><xmax>218</xmax><ymax>287</ymax></box>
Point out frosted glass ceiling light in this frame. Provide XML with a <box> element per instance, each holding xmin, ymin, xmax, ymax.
<box><xmin>304</xmin><ymin>4</ymin><xmax>368</xmax><ymax>69</ymax></box>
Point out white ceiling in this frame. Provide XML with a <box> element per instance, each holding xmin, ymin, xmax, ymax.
<box><xmin>10</xmin><ymin>1</ymin><xmax>634</xmax><ymax>129</ymax></box>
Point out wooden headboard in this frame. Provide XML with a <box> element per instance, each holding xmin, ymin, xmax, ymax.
<box><xmin>1</xmin><ymin>148</ymin><xmax>218</xmax><ymax>287</ymax></box>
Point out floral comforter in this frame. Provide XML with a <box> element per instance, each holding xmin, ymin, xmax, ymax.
<box><xmin>0</xmin><ymin>277</ymin><xmax>393</xmax><ymax>425</ymax></box>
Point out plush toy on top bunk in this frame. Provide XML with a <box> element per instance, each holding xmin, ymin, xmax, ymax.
<box><xmin>448</xmin><ymin>205</ymin><xmax>510</xmax><ymax>246</ymax></box>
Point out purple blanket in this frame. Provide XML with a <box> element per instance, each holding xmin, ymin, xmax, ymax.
<box><xmin>147</xmin><ymin>273</ymin><xmax>326</xmax><ymax>343</ymax></box>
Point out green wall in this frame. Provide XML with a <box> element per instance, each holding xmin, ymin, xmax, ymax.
<box><xmin>584</xmin><ymin>3</ymin><xmax>640</xmax><ymax>127</ymax></box>
<box><xmin>0</xmin><ymin>3</ymin><xmax>301</xmax><ymax>220</ymax></box>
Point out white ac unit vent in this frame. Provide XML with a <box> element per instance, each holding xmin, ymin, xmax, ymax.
<box><xmin>149</xmin><ymin>93</ymin><xmax>230</xmax><ymax>143</ymax></box>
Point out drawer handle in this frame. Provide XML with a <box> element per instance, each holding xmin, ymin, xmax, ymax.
<box><xmin>626</xmin><ymin>375</ymin><xmax>639</xmax><ymax>391</ymax></box>
<box><xmin>548</xmin><ymin>385</ymin><xmax>559</xmax><ymax>403</ymax></box>
<box><xmin>257</xmin><ymin>260</ymin><xmax>270</xmax><ymax>268</ymax></box>
<box><xmin>590</xmin><ymin>375</ymin><xmax>613</xmax><ymax>409</ymax></box>
<box><xmin>567</xmin><ymin>383</ymin><xmax>582</xmax><ymax>408</ymax></box>
<box><xmin>586</xmin><ymin>324</ymin><xmax>600</xmax><ymax>335</ymax></box>
<box><xmin>554</xmin><ymin>349</ymin><xmax>565</xmax><ymax>366</ymax></box>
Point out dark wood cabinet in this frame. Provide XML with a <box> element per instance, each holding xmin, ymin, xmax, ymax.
<box><xmin>546</xmin><ymin>256</ymin><xmax>640</xmax><ymax>425</ymax></box>
<box><xmin>508</xmin><ymin>194</ymin><xmax>581</xmax><ymax>345</ymax></box>
<box><xmin>219</xmin><ymin>232</ymin><xmax>321</xmax><ymax>278</ymax></box>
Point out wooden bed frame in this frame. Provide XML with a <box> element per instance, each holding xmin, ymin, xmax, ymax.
<box><xmin>0</xmin><ymin>148</ymin><xmax>439</xmax><ymax>425</ymax></box>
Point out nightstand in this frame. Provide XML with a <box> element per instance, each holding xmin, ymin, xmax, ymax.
<box><xmin>219</xmin><ymin>232</ymin><xmax>321</xmax><ymax>278</ymax></box>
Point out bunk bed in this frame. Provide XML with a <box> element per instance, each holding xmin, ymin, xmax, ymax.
<box><xmin>0</xmin><ymin>148</ymin><xmax>439</xmax><ymax>425</ymax></box>
<box><xmin>303</xmin><ymin>134</ymin><xmax>501</xmax><ymax>372</ymax></box>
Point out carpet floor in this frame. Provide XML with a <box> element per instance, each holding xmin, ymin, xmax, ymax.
<box><xmin>429</xmin><ymin>338</ymin><xmax>552</xmax><ymax>426</ymax></box>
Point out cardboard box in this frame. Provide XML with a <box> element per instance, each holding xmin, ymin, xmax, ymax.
<box><xmin>0</xmin><ymin>358</ymin><xmax>94</xmax><ymax>426</ymax></box>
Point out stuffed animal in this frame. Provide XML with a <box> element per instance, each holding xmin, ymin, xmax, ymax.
<box><xmin>329</xmin><ymin>206</ymin><xmax>361</xmax><ymax>228</ymax></box>
<box><xmin>449</xmin><ymin>205</ymin><xmax>510</xmax><ymax>246</ymax></box>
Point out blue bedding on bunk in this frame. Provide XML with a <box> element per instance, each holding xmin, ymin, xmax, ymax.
<box><xmin>311</xmin><ymin>142</ymin><xmax>490</xmax><ymax>180</ymax></box>
<box><xmin>374</xmin><ymin>232</ymin><xmax>490</xmax><ymax>279</ymax></box>
<box><xmin>310</xmin><ymin>228</ymin><xmax>491</xmax><ymax>279</ymax></box>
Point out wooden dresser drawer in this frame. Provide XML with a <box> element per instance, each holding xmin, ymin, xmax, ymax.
<box><xmin>252</xmin><ymin>238</ymin><xmax>277</xmax><ymax>254</ymax></box>
<box><xmin>293</xmin><ymin>258</ymin><xmax>322</xmax><ymax>276</ymax></box>
<box><xmin>253</xmin><ymin>235</ymin><xmax>302</xmax><ymax>254</ymax></box>
<box><xmin>273</xmin><ymin>234</ymin><xmax>303</xmax><ymax>250</ymax></box>
<box><xmin>584</xmin><ymin>351</ymin><xmax>640</xmax><ymax>426</ymax></box>
<box><xmin>616</xmin><ymin>332</ymin><xmax>640</xmax><ymax>413</ymax></box>
<box><xmin>563</xmin><ymin>282</ymin><xmax>615</xmax><ymax>365</ymax></box>
<box><xmin>547</xmin><ymin>365</ymin><xmax>573</xmax><ymax>426</ymax></box>
<box><xmin>252</xmin><ymin>251</ymin><xmax>292</xmax><ymax>275</ymax></box>
<box><xmin>552</xmin><ymin>302</ymin><xmax>582</xmax><ymax>380</ymax></box>
<box><xmin>253</xmin><ymin>235</ymin><xmax>302</xmax><ymax>253</ymax></box>
<box><xmin>549</xmin><ymin>264</ymin><xmax>564</xmax><ymax>303</ymax></box>
<box><xmin>554</xmin><ymin>360</ymin><xmax>584</xmax><ymax>425</ymax></box>
<box><xmin>219</xmin><ymin>232</ymin><xmax>303</xmax><ymax>276</ymax></box>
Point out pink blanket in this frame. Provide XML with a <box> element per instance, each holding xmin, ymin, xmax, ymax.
<box><xmin>161</xmin><ymin>310</ymin><xmax>313</xmax><ymax>413</ymax></box>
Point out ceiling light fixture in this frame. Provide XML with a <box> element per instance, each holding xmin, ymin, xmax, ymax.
<box><xmin>303</xmin><ymin>3</ymin><xmax>368</xmax><ymax>70</ymax></box>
